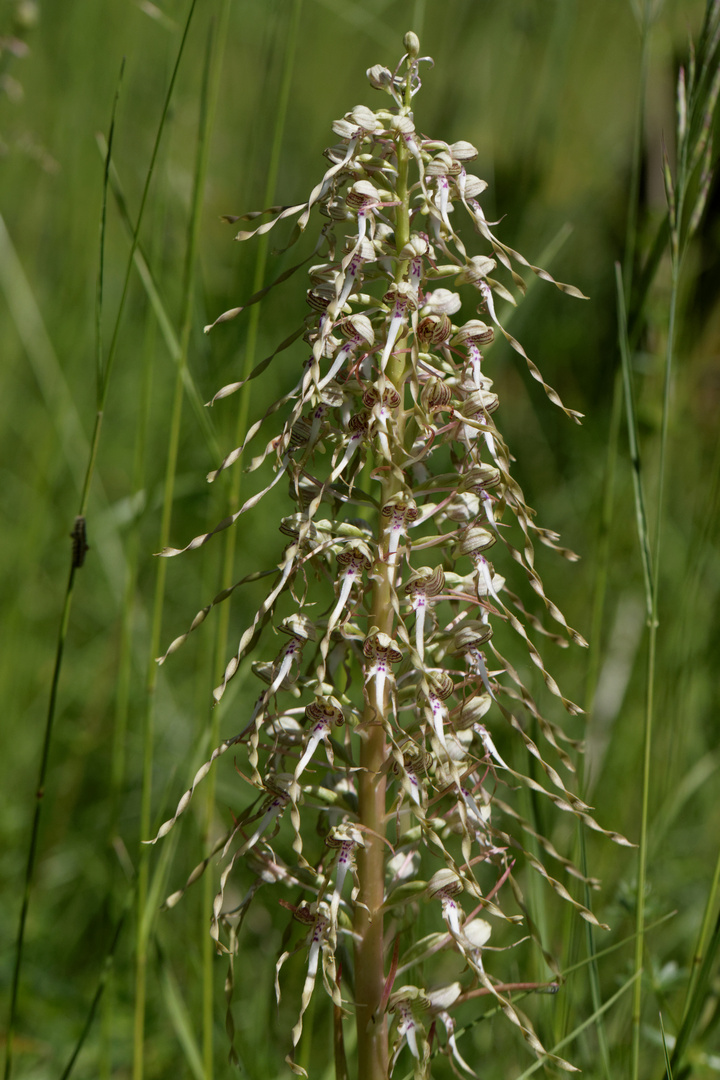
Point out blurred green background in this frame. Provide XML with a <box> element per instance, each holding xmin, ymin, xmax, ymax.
<box><xmin>2</xmin><ymin>0</ymin><xmax>719</xmax><ymax>1077</ymax></box>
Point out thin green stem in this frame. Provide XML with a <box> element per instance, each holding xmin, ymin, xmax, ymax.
<box><xmin>630</xmin><ymin>15</ymin><xmax>690</xmax><ymax>1060</ymax></box>
<box><xmin>4</xmin><ymin>560</ymin><xmax>77</xmax><ymax>1080</ymax></box>
<box><xmin>622</xmin><ymin>0</ymin><xmax>653</xmax><ymax>306</ymax></box>
<box><xmin>3</xmin><ymin>50</ymin><xmax>122</xmax><ymax>1080</ymax></box>
<box><xmin>631</xmin><ymin>255</ymin><xmax>679</xmax><ymax>1080</ymax></box>
<box><xmin>132</xmin><ymin>7</ymin><xmax>209</xmax><ymax>1077</ymax></box>
<box><xmin>583</xmin><ymin>365</ymin><xmax>624</xmax><ymax>727</ymax></box>
<box><xmin>59</xmin><ymin>890</ymin><xmax>134</xmax><ymax>1080</ymax></box>
<box><xmin>180</xmin><ymin>9</ymin><xmax>235</xmax><ymax>1079</ymax></box>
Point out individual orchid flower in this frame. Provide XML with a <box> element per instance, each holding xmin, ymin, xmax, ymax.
<box><xmin>318</xmin><ymin>312</ymin><xmax>374</xmax><ymax>389</ymax></box>
<box><xmin>388</xmin><ymin>985</ymin><xmax>430</xmax><ymax>1073</ymax></box>
<box><xmin>455</xmin><ymin>525</ymin><xmax>500</xmax><ymax>600</ymax></box>
<box><xmin>324</xmin><ymin>822</ymin><xmax>364</xmax><ymax>925</ymax></box>
<box><xmin>400</xmin><ymin>235</ymin><xmax>430</xmax><ymax>293</ymax></box>
<box><xmin>326</xmin><ymin>411</ymin><xmax>369</xmax><ymax>489</ymax></box>
<box><xmin>209</xmin><ymin>774</ymin><xmax>293</xmax><ymax>948</ymax></box>
<box><xmin>457</xmin><ymin>779</ymin><xmax>494</xmax><ymax>843</ymax></box>
<box><xmin>457</xmin><ymin>916</ymin><xmax>493</xmax><ymax>979</ymax></box>
<box><xmin>417</xmin><ymin>374</ymin><xmax>453</xmax><ymax>438</ymax></box>
<box><xmin>419</xmin><ymin>669</ymin><xmax>454</xmax><ymax>751</ymax></box>
<box><xmin>426</xmin><ymin>982</ymin><xmax>478</xmax><ymax>1077</ymax></box>
<box><xmin>426</xmin><ymin>868</ymin><xmax>468</xmax><ymax>939</ymax></box>
<box><xmin>381</xmin><ymin>493</ymin><xmax>419</xmax><ymax>563</ymax></box>
<box><xmin>227</xmin><ymin>773</ymin><xmax>291</xmax><ymax>860</ymax></box>
<box><xmin>451</xmin><ymin>693</ymin><xmax>507</xmax><ymax>772</ymax></box>
<box><xmin>426</xmin><ymin>150</ymin><xmax>458</xmax><ymax>235</ymax></box>
<box><xmin>391</xmin><ymin>743</ymin><xmax>431</xmax><ymax>810</ymax></box>
<box><xmin>379</xmin><ymin>280</ymin><xmax>419</xmax><ymax>371</ymax></box>
<box><xmin>404</xmin><ymin>565</ymin><xmax>444</xmax><ymax>663</ymax></box>
<box><xmin>457</xmin><ymin>383</ymin><xmax>500</xmax><ymax>454</ymax></box>
<box><xmin>275</xmin><ymin>900</ymin><xmax>340</xmax><ymax>1076</ymax></box>
<box><xmin>455</xmin><ymin>255</ymin><xmax>498</xmax><ymax>291</ymax></box>
<box><xmin>452</xmin><ymin>619</ymin><xmax>497</xmax><ymax>699</ymax></box>
<box><xmin>327</xmin><ymin>239</ymin><xmax>375</xmax><ymax>323</ymax></box>
<box><xmin>343</xmin><ymin>178</ymin><xmax>383</xmax><ymax>247</ymax></box>
<box><xmin>451</xmin><ymin>319</ymin><xmax>494</xmax><ymax>390</ymax></box>
<box><xmin>394</xmin><ymin>109</ymin><xmax>425</xmax><ymax>172</ymax></box>
<box><xmin>364</xmin><ymin>383</ymin><xmax>401</xmax><ymax>462</ymax></box>
<box><xmin>327</xmin><ymin>539</ymin><xmax>373</xmax><ymax>632</ymax></box>
<box><xmin>266</xmin><ymin>614</ymin><xmax>317</xmax><ymax>699</ymax></box>
<box><xmin>363</xmin><ymin>629</ymin><xmax>403</xmax><ymax>717</ymax></box>
<box><xmin>419</xmin><ymin>285</ymin><xmax>463</xmax><ymax>319</ymax></box>
<box><xmin>294</xmin><ymin>696</ymin><xmax>345</xmax><ymax>781</ymax></box>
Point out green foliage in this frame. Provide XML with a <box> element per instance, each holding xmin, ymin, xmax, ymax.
<box><xmin>1</xmin><ymin>1</ymin><xmax>719</xmax><ymax>1079</ymax></box>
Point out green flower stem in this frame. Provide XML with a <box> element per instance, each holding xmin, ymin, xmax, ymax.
<box><xmin>134</xmin><ymin>9</ymin><xmax>210</xmax><ymax>1077</ymax></box>
<box><xmin>354</xmin><ymin>115</ymin><xmax>412</xmax><ymax>1080</ymax></box>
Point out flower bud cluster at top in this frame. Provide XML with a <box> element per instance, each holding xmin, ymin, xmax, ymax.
<box><xmin>155</xmin><ymin>34</ymin><xmax>628</xmax><ymax>1077</ymax></box>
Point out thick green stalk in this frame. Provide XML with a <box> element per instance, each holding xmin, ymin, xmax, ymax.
<box><xmin>354</xmin><ymin>107</ymin><xmax>412</xmax><ymax>1080</ymax></box>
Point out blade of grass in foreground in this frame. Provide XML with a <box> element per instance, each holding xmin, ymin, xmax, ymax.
<box><xmin>617</xmin><ymin>258</ymin><xmax>655</xmax><ymax>1080</ymax></box>
<box><xmin>96</xmin><ymin>134</ymin><xmax>221</xmax><ymax>461</ymax></box>
<box><xmin>668</xmin><ymin>890</ymin><xmax>720</xmax><ymax>1077</ymax></box>
<box><xmin>3</xmin><ymin>1</ymin><xmax>198</xmax><ymax>1076</ymax></box>
<box><xmin>58</xmin><ymin>889</ymin><xmax>133</xmax><ymax>1080</ymax></box>
<box><xmin>514</xmin><ymin>972</ymin><xmax>641</xmax><ymax>1080</ymax></box>
<box><xmin>132</xmin><ymin>4</ymin><xmax>218</xmax><ymax>1078</ymax></box>
<box><xmin>2</xmin><ymin>62</ymin><xmax>124</xmax><ymax>1080</ymax></box>
<box><xmin>624</xmin><ymin>5</ymin><xmax>720</xmax><ymax>1073</ymax></box>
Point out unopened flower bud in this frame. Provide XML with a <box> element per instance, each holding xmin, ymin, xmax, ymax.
<box><xmin>367</xmin><ymin>63</ymin><xmax>393</xmax><ymax>90</ymax></box>
<box><xmin>403</xmin><ymin>30</ymin><xmax>420</xmax><ymax>58</ymax></box>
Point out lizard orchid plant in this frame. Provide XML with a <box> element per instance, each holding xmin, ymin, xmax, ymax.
<box><xmin>150</xmin><ymin>32</ymin><xmax>628</xmax><ymax>1080</ymax></box>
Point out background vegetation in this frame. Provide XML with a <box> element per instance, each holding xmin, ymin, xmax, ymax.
<box><xmin>1</xmin><ymin>0</ymin><xmax>718</xmax><ymax>1077</ymax></box>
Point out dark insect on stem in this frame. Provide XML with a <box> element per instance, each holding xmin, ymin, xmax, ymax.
<box><xmin>70</xmin><ymin>516</ymin><xmax>90</xmax><ymax>569</ymax></box>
